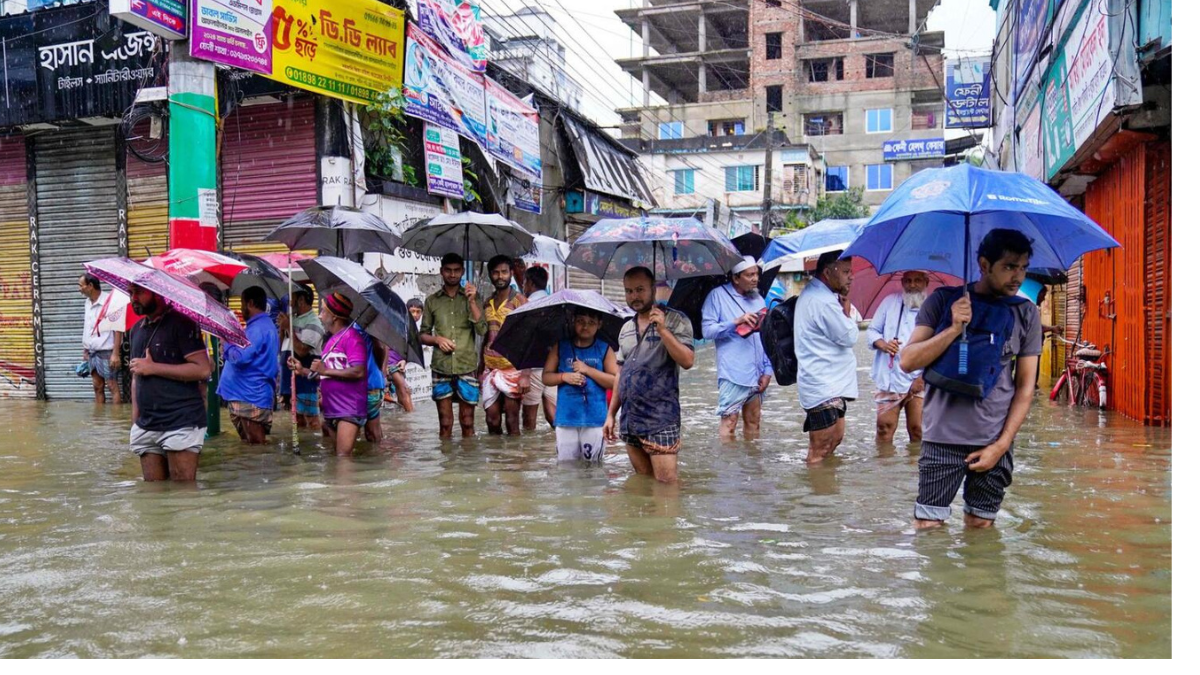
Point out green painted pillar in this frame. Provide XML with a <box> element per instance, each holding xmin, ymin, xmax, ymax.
<box><xmin>165</xmin><ymin>41</ymin><xmax>222</xmax><ymax>437</ymax></box>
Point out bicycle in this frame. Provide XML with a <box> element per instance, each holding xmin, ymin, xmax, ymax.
<box><xmin>1049</xmin><ymin>336</ymin><xmax>1111</xmax><ymax>408</ymax></box>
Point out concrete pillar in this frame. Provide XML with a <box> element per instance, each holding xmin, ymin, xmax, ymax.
<box><xmin>642</xmin><ymin>19</ymin><xmax>650</xmax><ymax>56</ymax></box>
<box><xmin>698</xmin><ymin>14</ymin><xmax>706</xmax><ymax>51</ymax></box>
<box><xmin>850</xmin><ymin>0</ymin><xmax>858</xmax><ymax>38</ymax></box>
<box><xmin>699</xmin><ymin>62</ymin><xmax>707</xmax><ymax>94</ymax></box>
<box><xmin>909</xmin><ymin>0</ymin><xmax>917</xmax><ymax>34</ymax></box>
<box><xmin>643</xmin><ymin>68</ymin><xmax>650</xmax><ymax>106</ymax></box>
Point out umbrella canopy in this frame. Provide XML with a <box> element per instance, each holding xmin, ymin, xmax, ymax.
<box><xmin>398</xmin><ymin>212</ymin><xmax>535</xmax><ymax>262</ymax></box>
<box><xmin>257</xmin><ymin>251</ymin><xmax>314</xmax><ymax>273</ymax></box>
<box><xmin>84</xmin><ymin>257</ymin><xmax>249</xmax><ymax>347</ymax></box>
<box><xmin>847</xmin><ymin>258</ymin><xmax>962</xmax><ymax>319</ymax></box>
<box><xmin>264</xmin><ymin>205</ymin><xmax>403</xmax><ymax>257</ymax></box>
<box><xmin>220</xmin><ymin>251</ymin><xmax>292</xmax><ymax>300</ymax></box>
<box><xmin>490</xmin><ymin>289</ymin><xmax>631</xmax><ymax>370</ymax></box>
<box><xmin>842</xmin><ymin>164</ymin><xmax>1119</xmax><ymax>281</ymax></box>
<box><xmin>760</xmin><ymin>218</ymin><xmax>870</xmax><ymax>271</ymax></box>
<box><xmin>667</xmin><ymin>232</ymin><xmax>777</xmax><ymax>335</ymax></box>
<box><xmin>564</xmin><ymin>216</ymin><xmax>743</xmax><ymax>281</ymax></box>
<box><xmin>297</xmin><ymin>257</ymin><xmax>423</xmax><ymax>366</ymax></box>
<box><xmin>523</xmin><ymin>234</ymin><xmax>570</xmax><ymax>266</ymax></box>
<box><xmin>95</xmin><ymin>288</ymin><xmax>141</xmax><ymax>333</ymax></box>
<box><xmin>142</xmin><ymin>248</ymin><xmax>248</xmax><ymax>288</ymax></box>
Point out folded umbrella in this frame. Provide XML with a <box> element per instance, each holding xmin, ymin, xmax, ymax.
<box><xmin>398</xmin><ymin>212</ymin><xmax>536</xmax><ymax>262</ymax></box>
<box><xmin>264</xmin><ymin>205</ymin><xmax>403</xmax><ymax>257</ymax></box>
<box><xmin>490</xmin><ymin>289</ymin><xmax>631</xmax><ymax>370</ymax></box>
<box><xmin>565</xmin><ymin>216</ymin><xmax>743</xmax><ymax>281</ymax></box>
<box><xmin>83</xmin><ymin>257</ymin><xmax>249</xmax><ymax>347</ymax></box>
<box><xmin>297</xmin><ymin>257</ymin><xmax>423</xmax><ymax>367</ymax></box>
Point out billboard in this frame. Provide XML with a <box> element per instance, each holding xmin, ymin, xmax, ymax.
<box><xmin>415</xmin><ymin>0</ymin><xmax>486</xmax><ymax>73</ymax></box>
<box><xmin>882</xmin><ymin>138</ymin><xmax>946</xmax><ymax>161</ymax></box>
<box><xmin>403</xmin><ymin>23</ymin><xmax>487</xmax><ymax>147</ymax></box>
<box><xmin>485</xmin><ymin>77</ymin><xmax>541</xmax><ymax>179</ymax></box>
<box><xmin>190</xmin><ymin>0</ymin><xmax>273</xmax><ymax>75</ymax></box>
<box><xmin>945</xmin><ymin>56</ymin><xmax>992</xmax><ymax>129</ymax></box>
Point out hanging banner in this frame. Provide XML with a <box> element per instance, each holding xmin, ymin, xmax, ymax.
<box><xmin>415</xmin><ymin>0</ymin><xmax>486</xmax><ymax>73</ymax></box>
<box><xmin>485</xmin><ymin>78</ymin><xmax>542</xmax><ymax>180</ymax></box>
<box><xmin>509</xmin><ymin>169</ymin><xmax>541</xmax><ymax>214</ymax></box>
<box><xmin>1016</xmin><ymin>83</ymin><xmax>1044</xmax><ymax>183</ymax></box>
<box><xmin>945</xmin><ymin>56</ymin><xmax>992</xmax><ymax>129</ymax></box>
<box><xmin>882</xmin><ymin>138</ymin><xmax>945</xmax><ymax>161</ymax></box>
<box><xmin>1013</xmin><ymin>0</ymin><xmax>1049</xmax><ymax>100</ymax></box>
<box><xmin>110</xmin><ymin>0</ymin><xmax>187</xmax><ymax>39</ymax></box>
<box><xmin>403</xmin><ymin>23</ymin><xmax>487</xmax><ymax>147</ymax></box>
<box><xmin>424</xmin><ymin>123</ymin><xmax>465</xmax><ymax>200</ymax></box>
<box><xmin>189</xmin><ymin>0</ymin><xmax>273</xmax><ymax>75</ymax></box>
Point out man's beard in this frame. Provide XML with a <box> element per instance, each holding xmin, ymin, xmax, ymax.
<box><xmin>131</xmin><ymin>298</ymin><xmax>157</xmax><ymax>315</ymax></box>
<box><xmin>903</xmin><ymin>290</ymin><xmax>927</xmax><ymax>309</ymax></box>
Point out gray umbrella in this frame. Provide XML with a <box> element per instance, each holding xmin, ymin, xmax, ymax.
<box><xmin>264</xmin><ymin>206</ymin><xmax>403</xmax><ymax>257</ymax></box>
<box><xmin>297</xmin><ymin>257</ymin><xmax>424</xmax><ymax>367</ymax></box>
<box><xmin>398</xmin><ymin>212</ymin><xmax>535</xmax><ymax>262</ymax></box>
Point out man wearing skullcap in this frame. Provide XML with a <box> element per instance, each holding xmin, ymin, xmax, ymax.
<box><xmin>701</xmin><ymin>255</ymin><xmax>773</xmax><ymax>439</ymax></box>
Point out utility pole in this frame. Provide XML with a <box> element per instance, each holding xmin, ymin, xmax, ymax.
<box><xmin>761</xmin><ymin>111</ymin><xmax>775</xmax><ymax>238</ymax></box>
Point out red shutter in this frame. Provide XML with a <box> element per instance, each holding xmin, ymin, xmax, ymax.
<box><xmin>1143</xmin><ymin>141</ymin><xmax>1171</xmax><ymax>426</ymax></box>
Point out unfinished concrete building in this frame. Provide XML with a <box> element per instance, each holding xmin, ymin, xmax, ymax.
<box><xmin>617</xmin><ymin>0</ymin><xmax>947</xmax><ymax>211</ymax></box>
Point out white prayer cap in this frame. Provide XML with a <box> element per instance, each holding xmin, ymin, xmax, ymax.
<box><xmin>732</xmin><ymin>255</ymin><xmax>758</xmax><ymax>275</ymax></box>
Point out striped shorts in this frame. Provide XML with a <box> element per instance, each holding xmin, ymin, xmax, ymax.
<box><xmin>622</xmin><ymin>426</ymin><xmax>681</xmax><ymax>456</ymax></box>
<box><xmin>914</xmin><ymin>440</ymin><xmax>1014</xmax><ymax>522</ymax></box>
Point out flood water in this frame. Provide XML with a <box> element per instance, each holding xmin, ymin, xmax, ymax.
<box><xmin>0</xmin><ymin>342</ymin><xmax>1171</xmax><ymax>658</ymax></box>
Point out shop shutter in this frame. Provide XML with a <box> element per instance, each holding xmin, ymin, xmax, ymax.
<box><xmin>35</xmin><ymin>128</ymin><xmax>120</xmax><ymax>400</ymax></box>
<box><xmin>565</xmin><ymin>220</ymin><xmax>604</xmax><ymax>295</ymax></box>
<box><xmin>0</xmin><ymin>135</ymin><xmax>35</xmax><ymax>399</ymax></box>
<box><xmin>125</xmin><ymin>122</ymin><xmax>169</xmax><ymax>259</ymax></box>
<box><xmin>1143</xmin><ymin>141</ymin><xmax>1170</xmax><ymax>426</ymax></box>
<box><xmin>221</xmin><ymin>97</ymin><xmax>318</xmax><ymax>250</ymax></box>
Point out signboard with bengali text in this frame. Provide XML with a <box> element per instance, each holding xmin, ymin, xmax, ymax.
<box><xmin>485</xmin><ymin>77</ymin><xmax>541</xmax><ymax>180</ymax></box>
<box><xmin>403</xmin><ymin>23</ymin><xmax>487</xmax><ymax>147</ymax></box>
<box><xmin>945</xmin><ymin>57</ymin><xmax>992</xmax><ymax>129</ymax></box>
<box><xmin>110</xmin><ymin>0</ymin><xmax>187</xmax><ymax>40</ymax></box>
<box><xmin>882</xmin><ymin>138</ymin><xmax>946</xmax><ymax>162</ymax></box>
<box><xmin>423</xmin><ymin>123</ymin><xmax>465</xmax><ymax>200</ymax></box>
<box><xmin>189</xmin><ymin>0</ymin><xmax>273</xmax><ymax>74</ymax></box>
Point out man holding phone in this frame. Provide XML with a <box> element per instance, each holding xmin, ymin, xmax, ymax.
<box><xmin>701</xmin><ymin>256</ymin><xmax>773</xmax><ymax>439</ymax></box>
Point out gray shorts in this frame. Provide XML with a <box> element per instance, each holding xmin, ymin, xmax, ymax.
<box><xmin>129</xmin><ymin>424</ymin><xmax>205</xmax><ymax>456</ymax></box>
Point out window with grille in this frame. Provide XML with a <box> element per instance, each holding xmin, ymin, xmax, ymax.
<box><xmin>765</xmin><ymin>32</ymin><xmax>782</xmax><ymax>60</ymax></box>
<box><xmin>866</xmin><ymin>53</ymin><xmax>895</xmax><ymax>78</ymax></box>
<box><xmin>783</xmin><ymin>164</ymin><xmax>809</xmax><ymax>196</ymax></box>
<box><xmin>724</xmin><ymin>165</ymin><xmax>760</xmax><ymax>192</ymax></box>
<box><xmin>804</xmin><ymin>112</ymin><xmax>843</xmax><ymax>136</ymax></box>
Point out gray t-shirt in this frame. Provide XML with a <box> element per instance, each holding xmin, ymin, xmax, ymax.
<box><xmin>616</xmin><ymin>307</ymin><xmax>694</xmax><ymax>436</ymax></box>
<box><xmin>916</xmin><ymin>289</ymin><xmax>1042</xmax><ymax>446</ymax></box>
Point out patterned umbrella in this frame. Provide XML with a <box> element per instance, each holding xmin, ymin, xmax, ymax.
<box><xmin>564</xmin><ymin>217</ymin><xmax>742</xmax><ymax>281</ymax></box>
<box><xmin>84</xmin><ymin>257</ymin><xmax>249</xmax><ymax>347</ymax></box>
<box><xmin>490</xmin><ymin>289</ymin><xmax>631</xmax><ymax>370</ymax></box>
<box><xmin>264</xmin><ymin>205</ymin><xmax>403</xmax><ymax>257</ymax></box>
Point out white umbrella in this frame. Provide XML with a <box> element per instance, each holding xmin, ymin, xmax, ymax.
<box><xmin>522</xmin><ymin>235</ymin><xmax>570</xmax><ymax>266</ymax></box>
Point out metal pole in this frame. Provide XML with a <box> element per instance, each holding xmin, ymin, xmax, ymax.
<box><xmin>761</xmin><ymin>112</ymin><xmax>775</xmax><ymax>237</ymax></box>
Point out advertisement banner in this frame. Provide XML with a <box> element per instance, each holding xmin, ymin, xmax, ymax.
<box><xmin>415</xmin><ymin>0</ymin><xmax>486</xmax><ymax>73</ymax></box>
<box><xmin>1013</xmin><ymin>0</ymin><xmax>1049</xmax><ymax>98</ymax></box>
<box><xmin>882</xmin><ymin>138</ymin><xmax>946</xmax><ymax>161</ymax></box>
<box><xmin>510</xmin><ymin>169</ymin><xmax>541</xmax><ymax>214</ymax></box>
<box><xmin>189</xmin><ymin>0</ymin><xmax>273</xmax><ymax>74</ymax></box>
<box><xmin>423</xmin><ymin>123</ymin><xmax>465</xmax><ymax>200</ymax></box>
<box><xmin>945</xmin><ymin>56</ymin><xmax>992</xmax><ymax>129</ymax></box>
<box><xmin>485</xmin><ymin>78</ymin><xmax>542</xmax><ymax>180</ymax></box>
<box><xmin>1040</xmin><ymin>1</ymin><xmax>1114</xmax><ymax>179</ymax></box>
<box><xmin>1040</xmin><ymin>51</ymin><xmax>1073</xmax><ymax>178</ymax></box>
<box><xmin>1016</xmin><ymin>83</ymin><xmax>1044</xmax><ymax>182</ymax></box>
<box><xmin>110</xmin><ymin>0</ymin><xmax>187</xmax><ymax>39</ymax></box>
<box><xmin>403</xmin><ymin>23</ymin><xmax>487</xmax><ymax>147</ymax></box>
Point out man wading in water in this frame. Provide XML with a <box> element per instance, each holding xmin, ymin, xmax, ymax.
<box><xmin>420</xmin><ymin>254</ymin><xmax>486</xmax><ymax>439</ymax></box>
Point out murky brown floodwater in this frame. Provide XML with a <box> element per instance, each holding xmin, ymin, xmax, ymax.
<box><xmin>0</xmin><ymin>341</ymin><xmax>1170</xmax><ymax>657</ymax></box>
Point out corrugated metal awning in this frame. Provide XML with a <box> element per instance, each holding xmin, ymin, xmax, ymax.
<box><xmin>561</xmin><ymin>114</ymin><xmax>655</xmax><ymax>209</ymax></box>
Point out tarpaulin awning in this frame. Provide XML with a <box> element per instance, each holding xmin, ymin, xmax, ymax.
<box><xmin>561</xmin><ymin>114</ymin><xmax>656</xmax><ymax>209</ymax></box>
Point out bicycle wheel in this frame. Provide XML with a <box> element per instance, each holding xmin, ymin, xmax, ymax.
<box><xmin>1081</xmin><ymin>371</ymin><xmax>1102</xmax><ymax>408</ymax></box>
<box><xmin>1050</xmin><ymin>370</ymin><xmax>1069</xmax><ymax>402</ymax></box>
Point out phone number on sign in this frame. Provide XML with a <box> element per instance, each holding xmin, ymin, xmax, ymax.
<box><xmin>285</xmin><ymin>67</ymin><xmax>376</xmax><ymax>102</ymax></box>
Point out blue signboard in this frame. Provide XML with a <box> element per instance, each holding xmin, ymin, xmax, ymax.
<box><xmin>882</xmin><ymin>138</ymin><xmax>945</xmax><ymax>162</ymax></box>
<box><xmin>945</xmin><ymin>57</ymin><xmax>992</xmax><ymax>129</ymax></box>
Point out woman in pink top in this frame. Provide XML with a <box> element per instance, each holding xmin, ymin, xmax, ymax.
<box><xmin>288</xmin><ymin>292</ymin><xmax>367</xmax><ymax>456</ymax></box>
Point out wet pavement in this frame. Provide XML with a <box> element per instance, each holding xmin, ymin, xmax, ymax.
<box><xmin>0</xmin><ymin>341</ymin><xmax>1171</xmax><ymax>657</ymax></box>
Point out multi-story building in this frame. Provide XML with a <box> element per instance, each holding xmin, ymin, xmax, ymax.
<box><xmin>484</xmin><ymin>5</ymin><xmax>584</xmax><ymax>113</ymax></box>
<box><xmin>616</xmin><ymin>0</ymin><xmax>945</xmax><ymax>212</ymax></box>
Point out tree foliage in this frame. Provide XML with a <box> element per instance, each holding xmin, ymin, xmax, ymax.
<box><xmin>807</xmin><ymin>186</ymin><xmax>871</xmax><ymax>223</ymax></box>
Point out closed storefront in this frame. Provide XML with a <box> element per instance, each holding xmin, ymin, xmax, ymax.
<box><xmin>0</xmin><ymin>134</ymin><xmax>35</xmax><ymax>399</ymax></box>
<box><xmin>220</xmin><ymin>98</ymin><xmax>318</xmax><ymax>255</ymax></box>
<box><xmin>1143</xmin><ymin>141</ymin><xmax>1171</xmax><ymax>426</ymax></box>
<box><xmin>125</xmin><ymin>127</ymin><xmax>169</xmax><ymax>259</ymax></box>
<box><xmin>34</xmin><ymin>127</ymin><xmax>120</xmax><ymax>400</ymax></box>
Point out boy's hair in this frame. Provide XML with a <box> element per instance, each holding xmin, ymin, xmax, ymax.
<box><xmin>978</xmin><ymin>228</ymin><xmax>1034</xmax><ymax>264</ymax></box>
<box><xmin>525</xmin><ymin>266</ymin><xmax>548</xmax><ymax>290</ymax></box>
<box><xmin>441</xmin><ymin>253</ymin><xmax>465</xmax><ymax>268</ymax></box>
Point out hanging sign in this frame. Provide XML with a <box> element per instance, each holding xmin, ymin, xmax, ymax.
<box><xmin>424</xmin><ymin>123</ymin><xmax>465</xmax><ymax>200</ymax></box>
<box><xmin>485</xmin><ymin>78</ymin><xmax>542</xmax><ymax>180</ymax></box>
<box><xmin>945</xmin><ymin>57</ymin><xmax>992</xmax><ymax>129</ymax></box>
<box><xmin>415</xmin><ymin>0</ymin><xmax>486</xmax><ymax>73</ymax></box>
<box><xmin>510</xmin><ymin>169</ymin><xmax>541</xmax><ymax>214</ymax></box>
<box><xmin>403</xmin><ymin>23</ymin><xmax>487</xmax><ymax>147</ymax></box>
<box><xmin>189</xmin><ymin>0</ymin><xmax>273</xmax><ymax>74</ymax></box>
<box><xmin>110</xmin><ymin>0</ymin><xmax>187</xmax><ymax>40</ymax></box>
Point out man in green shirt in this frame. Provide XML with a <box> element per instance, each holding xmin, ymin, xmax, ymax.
<box><xmin>420</xmin><ymin>253</ymin><xmax>487</xmax><ymax>438</ymax></box>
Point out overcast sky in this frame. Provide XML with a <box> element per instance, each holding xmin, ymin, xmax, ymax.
<box><xmin>476</xmin><ymin>0</ymin><xmax>997</xmax><ymax>129</ymax></box>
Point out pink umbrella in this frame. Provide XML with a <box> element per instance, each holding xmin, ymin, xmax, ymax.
<box><xmin>257</xmin><ymin>251</ymin><xmax>314</xmax><ymax>271</ymax></box>
<box><xmin>849</xmin><ymin>257</ymin><xmax>962</xmax><ymax>320</ymax></box>
<box><xmin>84</xmin><ymin>257</ymin><xmax>250</xmax><ymax>347</ymax></box>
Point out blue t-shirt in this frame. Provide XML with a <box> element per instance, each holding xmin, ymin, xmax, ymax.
<box><xmin>354</xmin><ymin>324</ymin><xmax>386</xmax><ymax>390</ymax></box>
<box><xmin>555</xmin><ymin>338</ymin><xmax>610</xmax><ymax>428</ymax></box>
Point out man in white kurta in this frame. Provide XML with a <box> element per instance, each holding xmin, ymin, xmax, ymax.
<box><xmin>866</xmin><ymin>271</ymin><xmax>929</xmax><ymax>444</ymax></box>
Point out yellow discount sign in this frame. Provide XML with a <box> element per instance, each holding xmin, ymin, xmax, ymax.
<box><xmin>269</xmin><ymin>0</ymin><xmax>404</xmax><ymax>104</ymax></box>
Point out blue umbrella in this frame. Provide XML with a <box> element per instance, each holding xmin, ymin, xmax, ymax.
<box><xmin>759</xmin><ymin>218</ymin><xmax>870</xmax><ymax>270</ymax></box>
<box><xmin>842</xmin><ymin>164</ymin><xmax>1119</xmax><ymax>374</ymax></box>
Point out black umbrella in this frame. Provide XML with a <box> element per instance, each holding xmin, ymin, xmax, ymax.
<box><xmin>264</xmin><ymin>205</ymin><xmax>403</xmax><ymax>257</ymax></box>
<box><xmin>667</xmin><ymin>232</ymin><xmax>771</xmax><ymax>336</ymax></box>
<box><xmin>398</xmin><ymin>212</ymin><xmax>535</xmax><ymax>262</ymax></box>
<box><xmin>297</xmin><ymin>257</ymin><xmax>423</xmax><ymax>367</ymax></box>
<box><xmin>220</xmin><ymin>251</ymin><xmax>291</xmax><ymax>300</ymax></box>
<box><xmin>490</xmin><ymin>289</ymin><xmax>631</xmax><ymax>370</ymax></box>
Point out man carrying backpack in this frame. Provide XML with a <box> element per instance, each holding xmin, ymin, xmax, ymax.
<box><xmin>900</xmin><ymin>229</ymin><xmax>1042</xmax><ymax>530</ymax></box>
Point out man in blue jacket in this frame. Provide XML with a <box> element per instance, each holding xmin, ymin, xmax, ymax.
<box><xmin>217</xmin><ymin>286</ymin><xmax>281</xmax><ymax>444</ymax></box>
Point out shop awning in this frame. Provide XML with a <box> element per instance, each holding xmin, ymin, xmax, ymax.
<box><xmin>561</xmin><ymin>114</ymin><xmax>656</xmax><ymax>209</ymax></box>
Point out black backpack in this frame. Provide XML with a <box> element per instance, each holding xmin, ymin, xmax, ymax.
<box><xmin>760</xmin><ymin>296</ymin><xmax>799</xmax><ymax>386</ymax></box>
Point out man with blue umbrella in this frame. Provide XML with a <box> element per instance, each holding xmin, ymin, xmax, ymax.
<box><xmin>901</xmin><ymin>229</ymin><xmax>1043</xmax><ymax>530</ymax></box>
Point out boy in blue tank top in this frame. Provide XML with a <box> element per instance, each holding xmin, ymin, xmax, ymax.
<box><xmin>542</xmin><ymin>308</ymin><xmax>619</xmax><ymax>462</ymax></box>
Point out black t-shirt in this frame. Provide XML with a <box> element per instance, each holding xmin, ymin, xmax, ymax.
<box><xmin>130</xmin><ymin>309</ymin><xmax>209</xmax><ymax>431</ymax></box>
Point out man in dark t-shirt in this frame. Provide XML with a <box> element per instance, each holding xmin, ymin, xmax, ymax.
<box><xmin>899</xmin><ymin>229</ymin><xmax>1043</xmax><ymax>530</ymax></box>
<box><xmin>127</xmin><ymin>284</ymin><xmax>213</xmax><ymax>482</ymax></box>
